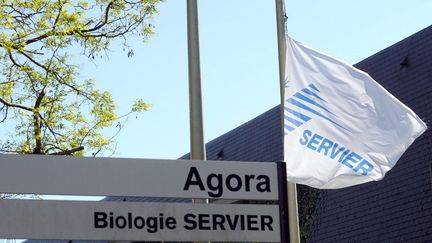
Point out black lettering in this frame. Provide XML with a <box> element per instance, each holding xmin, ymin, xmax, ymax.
<box><xmin>159</xmin><ymin>213</ymin><xmax>164</xmax><ymax>230</ymax></box>
<box><xmin>94</xmin><ymin>212</ymin><xmax>180</xmax><ymax>231</ymax></box>
<box><xmin>212</xmin><ymin>214</ymin><xmax>226</xmax><ymax>230</ymax></box>
<box><xmin>226</xmin><ymin>214</ymin><xmax>239</xmax><ymax>230</ymax></box>
<box><xmin>261</xmin><ymin>215</ymin><xmax>274</xmax><ymax>231</ymax></box>
<box><xmin>166</xmin><ymin>217</ymin><xmax>177</xmax><ymax>230</ymax></box>
<box><xmin>94</xmin><ymin>212</ymin><xmax>108</xmax><ymax>228</ymax></box>
<box><xmin>128</xmin><ymin>213</ymin><xmax>133</xmax><ymax>229</ymax></box>
<box><xmin>240</xmin><ymin>214</ymin><xmax>245</xmax><ymax>230</ymax></box>
<box><xmin>245</xmin><ymin>174</ymin><xmax>255</xmax><ymax>191</ymax></box>
<box><xmin>109</xmin><ymin>212</ymin><xmax>114</xmax><ymax>228</ymax></box>
<box><xmin>207</xmin><ymin>173</ymin><xmax>223</xmax><ymax>197</ymax></box>
<box><xmin>198</xmin><ymin>214</ymin><xmax>211</xmax><ymax>230</ymax></box>
<box><xmin>226</xmin><ymin>174</ymin><xmax>242</xmax><ymax>191</ymax></box>
<box><xmin>256</xmin><ymin>175</ymin><xmax>271</xmax><ymax>192</ymax></box>
<box><xmin>146</xmin><ymin>217</ymin><xmax>158</xmax><ymax>233</ymax></box>
<box><xmin>184</xmin><ymin>167</ymin><xmax>205</xmax><ymax>191</ymax></box>
<box><xmin>247</xmin><ymin>215</ymin><xmax>259</xmax><ymax>231</ymax></box>
<box><xmin>115</xmin><ymin>216</ymin><xmax>127</xmax><ymax>229</ymax></box>
<box><xmin>184</xmin><ymin>213</ymin><xmax>197</xmax><ymax>230</ymax></box>
<box><xmin>134</xmin><ymin>216</ymin><xmax>145</xmax><ymax>229</ymax></box>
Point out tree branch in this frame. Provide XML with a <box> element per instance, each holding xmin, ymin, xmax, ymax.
<box><xmin>0</xmin><ymin>97</ymin><xmax>33</xmax><ymax>112</ymax></box>
<box><xmin>49</xmin><ymin>146</ymin><xmax>84</xmax><ymax>155</ymax></box>
<box><xmin>32</xmin><ymin>88</ymin><xmax>45</xmax><ymax>154</ymax></box>
<box><xmin>82</xmin><ymin>1</ymin><xmax>114</xmax><ymax>33</ymax></box>
<box><xmin>23</xmin><ymin>1</ymin><xmax>115</xmax><ymax>46</ymax></box>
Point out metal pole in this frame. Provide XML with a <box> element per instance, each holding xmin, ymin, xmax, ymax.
<box><xmin>275</xmin><ymin>0</ymin><xmax>301</xmax><ymax>242</ymax></box>
<box><xmin>186</xmin><ymin>3</ymin><xmax>209</xmax><ymax>243</ymax></box>
<box><xmin>277</xmin><ymin>161</ymin><xmax>290</xmax><ymax>243</ymax></box>
<box><xmin>187</xmin><ymin>0</ymin><xmax>206</xmax><ymax>165</ymax></box>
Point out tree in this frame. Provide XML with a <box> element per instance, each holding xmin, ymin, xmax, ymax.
<box><xmin>0</xmin><ymin>0</ymin><xmax>161</xmax><ymax>156</ymax></box>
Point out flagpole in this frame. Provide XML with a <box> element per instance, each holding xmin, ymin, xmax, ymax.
<box><xmin>187</xmin><ymin>0</ymin><xmax>206</xmax><ymax>170</ymax></box>
<box><xmin>186</xmin><ymin>1</ymin><xmax>209</xmax><ymax>243</ymax></box>
<box><xmin>275</xmin><ymin>0</ymin><xmax>301</xmax><ymax>242</ymax></box>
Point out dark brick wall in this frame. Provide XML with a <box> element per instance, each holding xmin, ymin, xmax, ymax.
<box><xmin>183</xmin><ymin>106</ymin><xmax>283</xmax><ymax>163</ymax></box>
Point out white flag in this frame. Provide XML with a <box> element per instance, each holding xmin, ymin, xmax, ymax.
<box><xmin>284</xmin><ymin>36</ymin><xmax>427</xmax><ymax>189</ymax></box>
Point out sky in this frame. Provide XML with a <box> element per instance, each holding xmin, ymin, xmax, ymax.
<box><xmin>51</xmin><ymin>0</ymin><xmax>432</xmax><ymax>160</ymax></box>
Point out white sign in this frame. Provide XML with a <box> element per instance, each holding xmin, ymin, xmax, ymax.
<box><xmin>0</xmin><ymin>199</ymin><xmax>280</xmax><ymax>242</ymax></box>
<box><xmin>0</xmin><ymin>154</ymin><xmax>278</xmax><ymax>200</ymax></box>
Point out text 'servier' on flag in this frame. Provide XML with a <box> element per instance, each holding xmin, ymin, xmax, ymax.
<box><xmin>283</xmin><ymin>36</ymin><xmax>427</xmax><ymax>189</ymax></box>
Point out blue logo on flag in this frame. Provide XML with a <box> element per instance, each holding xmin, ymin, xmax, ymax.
<box><xmin>284</xmin><ymin>84</ymin><xmax>347</xmax><ymax>134</ymax></box>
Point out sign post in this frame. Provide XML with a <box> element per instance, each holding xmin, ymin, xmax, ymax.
<box><xmin>277</xmin><ymin>161</ymin><xmax>289</xmax><ymax>243</ymax></box>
